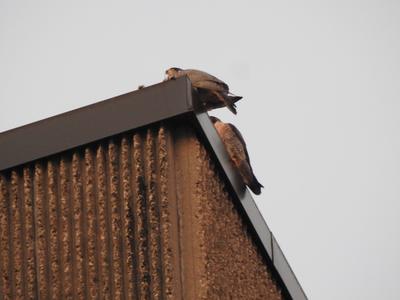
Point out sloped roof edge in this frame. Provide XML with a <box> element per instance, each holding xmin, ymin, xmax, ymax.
<box><xmin>0</xmin><ymin>77</ymin><xmax>193</xmax><ymax>171</ymax></box>
<box><xmin>0</xmin><ymin>77</ymin><xmax>307</xmax><ymax>300</ymax></box>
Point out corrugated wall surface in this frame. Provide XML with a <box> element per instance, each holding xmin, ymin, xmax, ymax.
<box><xmin>0</xmin><ymin>122</ymin><xmax>284</xmax><ymax>299</ymax></box>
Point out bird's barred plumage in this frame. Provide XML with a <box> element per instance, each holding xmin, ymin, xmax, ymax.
<box><xmin>210</xmin><ymin>116</ymin><xmax>263</xmax><ymax>195</ymax></box>
<box><xmin>165</xmin><ymin>67</ymin><xmax>242</xmax><ymax>114</ymax></box>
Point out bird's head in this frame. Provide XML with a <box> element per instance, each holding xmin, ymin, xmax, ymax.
<box><xmin>164</xmin><ymin>67</ymin><xmax>182</xmax><ymax>81</ymax></box>
<box><xmin>209</xmin><ymin>116</ymin><xmax>221</xmax><ymax>124</ymax></box>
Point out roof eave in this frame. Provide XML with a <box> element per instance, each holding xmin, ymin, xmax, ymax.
<box><xmin>0</xmin><ymin>77</ymin><xmax>193</xmax><ymax>171</ymax></box>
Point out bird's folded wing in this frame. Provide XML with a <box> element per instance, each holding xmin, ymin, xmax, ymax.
<box><xmin>185</xmin><ymin>69</ymin><xmax>229</xmax><ymax>91</ymax></box>
<box><xmin>193</xmin><ymin>80</ymin><xmax>228</xmax><ymax>92</ymax></box>
<box><xmin>228</xmin><ymin>123</ymin><xmax>251</xmax><ymax>164</ymax></box>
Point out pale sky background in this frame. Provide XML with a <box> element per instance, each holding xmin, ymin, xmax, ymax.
<box><xmin>1</xmin><ymin>1</ymin><xmax>400</xmax><ymax>299</ymax></box>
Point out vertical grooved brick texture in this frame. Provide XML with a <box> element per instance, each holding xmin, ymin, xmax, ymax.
<box><xmin>0</xmin><ymin>122</ymin><xmax>285</xmax><ymax>299</ymax></box>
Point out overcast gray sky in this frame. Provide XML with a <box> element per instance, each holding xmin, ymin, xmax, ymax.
<box><xmin>1</xmin><ymin>1</ymin><xmax>400</xmax><ymax>299</ymax></box>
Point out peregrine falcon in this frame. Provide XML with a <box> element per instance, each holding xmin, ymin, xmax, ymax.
<box><xmin>165</xmin><ymin>67</ymin><xmax>242</xmax><ymax>114</ymax></box>
<box><xmin>210</xmin><ymin>116</ymin><xmax>264</xmax><ymax>195</ymax></box>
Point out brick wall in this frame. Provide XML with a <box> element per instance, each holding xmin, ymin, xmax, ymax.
<box><xmin>0</xmin><ymin>121</ymin><xmax>284</xmax><ymax>299</ymax></box>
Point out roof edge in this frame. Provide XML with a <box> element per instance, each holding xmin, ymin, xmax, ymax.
<box><xmin>0</xmin><ymin>77</ymin><xmax>193</xmax><ymax>171</ymax></box>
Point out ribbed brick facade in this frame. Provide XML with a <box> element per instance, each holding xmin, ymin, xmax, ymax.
<box><xmin>0</xmin><ymin>121</ymin><xmax>283</xmax><ymax>299</ymax></box>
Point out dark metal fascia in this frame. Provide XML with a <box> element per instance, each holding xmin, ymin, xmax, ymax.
<box><xmin>272</xmin><ymin>234</ymin><xmax>308</xmax><ymax>300</ymax></box>
<box><xmin>0</xmin><ymin>77</ymin><xmax>193</xmax><ymax>171</ymax></box>
<box><xmin>194</xmin><ymin>112</ymin><xmax>308</xmax><ymax>300</ymax></box>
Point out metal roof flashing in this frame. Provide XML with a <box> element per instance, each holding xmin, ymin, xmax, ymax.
<box><xmin>0</xmin><ymin>77</ymin><xmax>193</xmax><ymax>171</ymax></box>
<box><xmin>0</xmin><ymin>76</ymin><xmax>307</xmax><ymax>299</ymax></box>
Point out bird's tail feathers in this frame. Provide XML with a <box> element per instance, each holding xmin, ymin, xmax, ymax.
<box><xmin>226</xmin><ymin>103</ymin><xmax>237</xmax><ymax>114</ymax></box>
<box><xmin>239</xmin><ymin>161</ymin><xmax>264</xmax><ymax>195</ymax></box>
<box><xmin>228</xmin><ymin>94</ymin><xmax>243</xmax><ymax>103</ymax></box>
<box><xmin>248</xmin><ymin>177</ymin><xmax>264</xmax><ymax>195</ymax></box>
<box><xmin>225</xmin><ymin>95</ymin><xmax>241</xmax><ymax>114</ymax></box>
